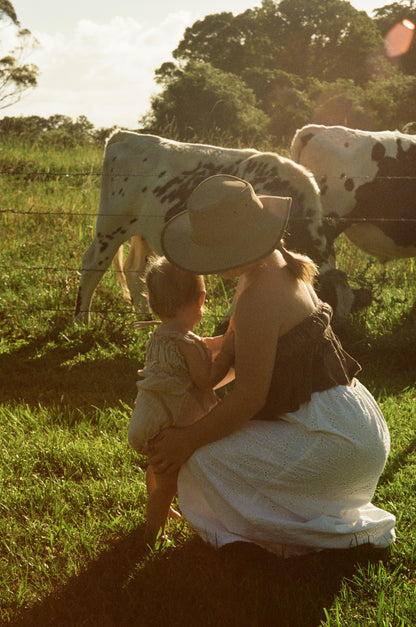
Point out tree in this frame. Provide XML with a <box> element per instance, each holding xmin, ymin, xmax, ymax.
<box><xmin>242</xmin><ymin>68</ymin><xmax>315</xmax><ymax>142</ymax></box>
<box><xmin>364</xmin><ymin>72</ymin><xmax>416</xmax><ymax>128</ymax></box>
<box><xmin>0</xmin><ymin>0</ymin><xmax>39</xmax><ymax>109</ymax></box>
<box><xmin>373</xmin><ymin>1</ymin><xmax>416</xmax><ymax>76</ymax></box>
<box><xmin>142</xmin><ymin>61</ymin><xmax>270</xmax><ymax>146</ymax></box>
<box><xmin>165</xmin><ymin>0</ymin><xmax>383</xmax><ymax>87</ymax></box>
<box><xmin>145</xmin><ymin>0</ymin><xmax>416</xmax><ymax>145</ymax></box>
<box><xmin>0</xmin><ymin>113</ymin><xmax>107</xmax><ymax>145</ymax></box>
<box><xmin>309</xmin><ymin>78</ymin><xmax>376</xmax><ymax>128</ymax></box>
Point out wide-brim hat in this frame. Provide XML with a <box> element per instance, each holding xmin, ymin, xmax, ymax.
<box><xmin>161</xmin><ymin>174</ymin><xmax>292</xmax><ymax>274</ymax></box>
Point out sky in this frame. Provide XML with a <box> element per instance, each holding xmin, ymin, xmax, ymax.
<box><xmin>1</xmin><ymin>0</ymin><xmax>388</xmax><ymax>129</ymax></box>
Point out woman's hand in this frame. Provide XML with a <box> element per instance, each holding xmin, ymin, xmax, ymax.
<box><xmin>147</xmin><ymin>426</ymin><xmax>195</xmax><ymax>475</ymax></box>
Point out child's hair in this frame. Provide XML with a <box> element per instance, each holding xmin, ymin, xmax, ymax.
<box><xmin>278</xmin><ymin>240</ymin><xmax>318</xmax><ymax>284</ymax></box>
<box><xmin>145</xmin><ymin>256</ymin><xmax>205</xmax><ymax>319</ymax></box>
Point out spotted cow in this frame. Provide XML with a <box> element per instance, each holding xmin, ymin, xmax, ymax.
<box><xmin>290</xmin><ymin>125</ymin><xmax>416</xmax><ymax>270</ymax></box>
<box><xmin>75</xmin><ymin>130</ymin><xmax>353</xmax><ymax>323</ymax></box>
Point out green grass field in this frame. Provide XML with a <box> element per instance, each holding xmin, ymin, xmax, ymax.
<box><xmin>1</xmin><ymin>140</ymin><xmax>415</xmax><ymax>626</ymax></box>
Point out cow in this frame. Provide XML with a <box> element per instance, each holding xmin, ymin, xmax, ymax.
<box><xmin>74</xmin><ymin>130</ymin><xmax>354</xmax><ymax>324</ymax></box>
<box><xmin>290</xmin><ymin>125</ymin><xmax>416</xmax><ymax>271</ymax></box>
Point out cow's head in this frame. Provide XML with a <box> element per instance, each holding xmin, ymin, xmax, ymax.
<box><xmin>316</xmin><ymin>268</ymin><xmax>355</xmax><ymax>323</ymax></box>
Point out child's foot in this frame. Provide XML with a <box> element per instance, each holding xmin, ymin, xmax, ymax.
<box><xmin>168</xmin><ymin>506</ymin><xmax>182</xmax><ymax>520</ymax></box>
<box><xmin>144</xmin><ymin>532</ymin><xmax>173</xmax><ymax>551</ymax></box>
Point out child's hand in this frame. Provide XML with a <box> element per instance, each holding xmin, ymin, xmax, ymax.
<box><xmin>200</xmin><ymin>337</ymin><xmax>213</xmax><ymax>358</ymax></box>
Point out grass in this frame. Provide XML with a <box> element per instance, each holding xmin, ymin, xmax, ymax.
<box><xmin>0</xmin><ymin>139</ymin><xmax>415</xmax><ymax>626</ymax></box>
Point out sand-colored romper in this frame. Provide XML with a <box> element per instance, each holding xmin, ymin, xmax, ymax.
<box><xmin>128</xmin><ymin>330</ymin><xmax>216</xmax><ymax>454</ymax></box>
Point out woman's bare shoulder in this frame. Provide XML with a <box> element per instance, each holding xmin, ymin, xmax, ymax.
<box><xmin>236</xmin><ymin>265</ymin><xmax>316</xmax><ymax>336</ymax></box>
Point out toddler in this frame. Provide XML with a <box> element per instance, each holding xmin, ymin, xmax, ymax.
<box><xmin>128</xmin><ymin>256</ymin><xmax>234</xmax><ymax>546</ymax></box>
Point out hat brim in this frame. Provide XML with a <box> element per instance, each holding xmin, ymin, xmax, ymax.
<box><xmin>161</xmin><ymin>195</ymin><xmax>292</xmax><ymax>274</ymax></box>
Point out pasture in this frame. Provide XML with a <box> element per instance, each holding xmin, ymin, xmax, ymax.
<box><xmin>1</xmin><ymin>138</ymin><xmax>415</xmax><ymax>626</ymax></box>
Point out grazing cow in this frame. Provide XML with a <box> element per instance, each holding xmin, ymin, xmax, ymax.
<box><xmin>290</xmin><ymin>125</ymin><xmax>416</xmax><ymax>268</ymax></box>
<box><xmin>75</xmin><ymin>131</ymin><xmax>353</xmax><ymax>323</ymax></box>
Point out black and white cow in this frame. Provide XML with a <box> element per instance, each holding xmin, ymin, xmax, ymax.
<box><xmin>290</xmin><ymin>125</ymin><xmax>416</xmax><ymax>269</ymax></box>
<box><xmin>74</xmin><ymin>130</ymin><xmax>353</xmax><ymax>323</ymax></box>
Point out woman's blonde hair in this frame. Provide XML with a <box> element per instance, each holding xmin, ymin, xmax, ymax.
<box><xmin>278</xmin><ymin>240</ymin><xmax>318</xmax><ymax>284</ymax></box>
<box><xmin>145</xmin><ymin>256</ymin><xmax>205</xmax><ymax>319</ymax></box>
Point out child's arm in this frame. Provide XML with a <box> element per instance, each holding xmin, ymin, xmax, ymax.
<box><xmin>202</xmin><ymin>316</ymin><xmax>234</xmax><ymax>357</ymax></box>
<box><xmin>203</xmin><ymin>334</ymin><xmax>225</xmax><ymax>358</ymax></box>
<box><xmin>207</xmin><ymin>332</ymin><xmax>235</xmax><ymax>388</ymax></box>
<box><xmin>178</xmin><ymin>330</ymin><xmax>234</xmax><ymax>390</ymax></box>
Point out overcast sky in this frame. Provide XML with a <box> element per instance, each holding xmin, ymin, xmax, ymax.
<box><xmin>1</xmin><ymin>0</ymin><xmax>389</xmax><ymax>129</ymax></box>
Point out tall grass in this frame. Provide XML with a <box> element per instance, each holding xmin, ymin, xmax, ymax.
<box><xmin>1</xmin><ymin>139</ymin><xmax>415</xmax><ymax>626</ymax></box>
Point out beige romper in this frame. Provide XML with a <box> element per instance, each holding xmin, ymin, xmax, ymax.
<box><xmin>128</xmin><ymin>330</ymin><xmax>216</xmax><ymax>454</ymax></box>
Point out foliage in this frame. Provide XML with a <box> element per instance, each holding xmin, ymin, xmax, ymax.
<box><xmin>240</xmin><ymin>69</ymin><xmax>315</xmax><ymax>144</ymax></box>
<box><xmin>364</xmin><ymin>71</ymin><xmax>416</xmax><ymax>128</ymax></box>
<box><xmin>374</xmin><ymin>0</ymin><xmax>416</xmax><ymax>75</ymax></box>
<box><xmin>0</xmin><ymin>113</ymin><xmax>116</xmax><ymax>145</ymax></box>
<box><xmin>309</xmin><ymin>78</ymin><xmax>375</xmax><ymax>128</ymax></box>
<box><xmin>0</xmin><ymin>0</ymin><xmax>18</xmax><ymax>23</ymax></box>
<box><xmin>171</xmin><ymin>0</ymin><xmax>382</xmax><ymax>85</ymax></box>
<box><xmin>142</xmin><ymin>61</ymin><xmax>270</xmax><ymax>146</ymax></box>
<box><xmin>273</xmin><ymin>0</ymin><xmax>382</xmax><ymax>84</ymax></box>
<box><xmin>143</xmin><ymin>0</ymin><xmax>416</xmax><ymax>144</ymax></box>
<box><xmin>0</xmin><ymin>1</ymin><xmax>39</xmax><ymax>109</ymax></box>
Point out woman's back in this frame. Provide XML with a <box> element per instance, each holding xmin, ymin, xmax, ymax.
<box><xmin>236</xmin><ymin>250</ymin><xmax>318</xmax><ymax>340</ymax></box>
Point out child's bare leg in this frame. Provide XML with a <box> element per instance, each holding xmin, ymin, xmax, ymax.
<box><xmin>146</xmin><ymin>466</ymin><xmax>181</xmax><ymax>520</ymax></box>
<box><xmin>144</xmin><ymin>467</ymin><xmax>178</xmax><ymax>547</ymax></box>
<box><xmin>146</xmin><ymin>465</ymin><xmax>157</xmax><ymax>492</ymax></box>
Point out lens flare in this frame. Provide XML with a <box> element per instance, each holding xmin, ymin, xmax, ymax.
<box><xmin>384</xmin><ymin>19</ymin><xmax>415</xmax><ymax>57</ymax></box>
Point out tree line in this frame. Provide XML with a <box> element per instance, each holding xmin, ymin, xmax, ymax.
<box><xmin>141</xmin><ymin>0</ymin><xmax>416</xmax><ymax>147</ymax></box>
<box><xmin>2</xmin><ymin>0</ymin><xmax>416</xmax><ymax>148</ymax></box>
<box><xmin>0</xmin><ymin>112</ymin><xmax>114</xmax><ymax>145</ymax></box>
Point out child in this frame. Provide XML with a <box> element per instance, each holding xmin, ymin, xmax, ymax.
<box><xmin>128</xmin><ymin>256</ymin><xmax>234</xmax><ymax>546</ymax></box>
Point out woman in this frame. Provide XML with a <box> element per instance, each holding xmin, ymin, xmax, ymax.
<box><xmin>148</xmin><ymin>174</ymin><xmax>395</xmax><ymax>557</ymax></box>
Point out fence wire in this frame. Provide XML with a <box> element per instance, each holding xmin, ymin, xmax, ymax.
<box><xmin>2</xmin><ymin>169</ymin><xmax>416</xmax><ymax>180</ymax></box>
<box><xmin>2</xmin><ymin>208</ymin><xmax>416</xmax><ymax>224</ymax></box>
<box><xmin>2</xmin><ymin>168</ymin><xmax>415</xmax><ymax>319</ymax></box>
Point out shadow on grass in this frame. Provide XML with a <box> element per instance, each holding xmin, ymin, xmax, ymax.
<box><xmin>0</xmin><ymin>329</ymin><xmax>140</xmax><ymax>414</ymax></box>
<box><xmin>10</xmin><ymin>530</ymin><xmax>389</xmax><ymax>627</ymax></box>
<box><xmin>333</xmin><ymin>306</ymin><xmax>416</xmax><ymax>395</ymax></box>
<box><xmin>380</xmin><ymin>435</ymin><xmax>416</xmax><ymax>485</ymax></box>
<box><xmin>2</xmin><ymin>305</ymin><xmax>415</xmax><ymax>416</ymax></box>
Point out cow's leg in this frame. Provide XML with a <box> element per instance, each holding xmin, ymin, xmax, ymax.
<box><xmin>74</xmin><ymin>232</ymin><xmax>130</xmax><ymax>323</ymax></box>
<box><xmin>123</xmin><ymin>235</ymin><xmax>155</xmax><ymax>317</ymax></box>
<box><xmin>112</xmin><ymin>244</ymin><xmax>131</xmax><ymax>302</ymax></box>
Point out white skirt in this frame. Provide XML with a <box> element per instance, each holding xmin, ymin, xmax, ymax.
<box><xmin>178</xmin><ymin>381</ymin><xmax>396</xmax><ymax>557</ymax></box>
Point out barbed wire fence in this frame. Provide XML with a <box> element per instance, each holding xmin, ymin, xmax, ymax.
<box><xmin>2</xmin><ymin>169</ymin><xmax>416</xmax><ymax>320</ymax></box>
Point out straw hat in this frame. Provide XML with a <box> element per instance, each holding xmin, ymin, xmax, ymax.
<box><xmin>161</xmin><ymin>174</ymin><xmax>292</xmax><ymax>274</ymax></box>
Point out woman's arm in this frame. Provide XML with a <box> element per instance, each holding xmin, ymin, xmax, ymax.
<box><xmin>149</xmin><ymin>283</ymin><xmax>280</xmax><ymax>474</ymax></box>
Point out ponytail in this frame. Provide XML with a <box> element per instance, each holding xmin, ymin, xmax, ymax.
<box><xmin>278</xmin><ymin>241</ymin><xmax>318</xmax><ymax>284</ymax></box>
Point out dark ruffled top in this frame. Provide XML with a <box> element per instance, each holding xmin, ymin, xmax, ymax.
<box><xmin>255</xmin><ymin>301</ymin><xmax>361</xmax><ymax>419</ymax></box>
